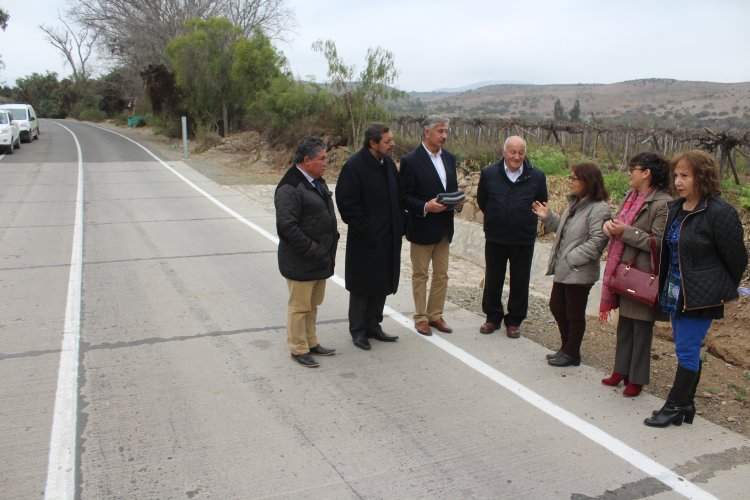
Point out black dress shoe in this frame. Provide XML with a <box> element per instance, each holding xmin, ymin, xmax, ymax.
<box><xmin>351</xmin><ymin>334</ymin><xmax>371</xmax><ymax>350</ymax></box>
<box><xmin>547</xmin><ymin>352</ymin><xmax>580</xmax><ymax>367</ymax></box>
<box><xmin>546</xmin><ymin>348</ymin><xmax>564</xmax><ymax>360</ymax></box>
<box><xmin>291</xmin><ymin>353</ymin><xmax>319</xmax><ymax>367</ymax></box>
<box><xmin>309</xmin><ymin>344</ymin><xmax>336</xmax><ymax>355</ymax></box>
<box><xmin>367</xmin><ymin>330</ymin><xmax>399</xmax><ymax>342</ymax></box>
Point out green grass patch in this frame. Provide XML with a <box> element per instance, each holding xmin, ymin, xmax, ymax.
<box><xmin>603</xmin><ymin>172</ymin><xmax>631</xmax><ymax>202</ymax></box>
<box><xmin>528</xmin><ymin>145</ymin><xmax>568</xmax><ymax>176</ymax></box>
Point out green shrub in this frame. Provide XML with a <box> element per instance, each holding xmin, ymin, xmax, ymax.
<box><xmin>604</xmin><ymin>172</ymin><xmax>631</xmax><ymax>202</ymax></box>
<box><xmin>528</xmin><ymin>145</ymin><xmax>567</xmax><ymax>176</ymax></box>
<box><xmin>77</xmin><ymin>108</ymin><xmax>107</xmax><ymax>122</ymax></box>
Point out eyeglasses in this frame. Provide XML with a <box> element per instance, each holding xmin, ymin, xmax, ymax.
<box><xmin>568</xmin><ymin>175</ymin><xmax>580</xmax><ymax>181</ymax></box>
<box><xmin>629</xmin><ymin>166</ymin><xmax>645</xmax><ymax>172</ymax></box>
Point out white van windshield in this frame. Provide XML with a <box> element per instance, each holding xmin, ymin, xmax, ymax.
<box><xmin>5</xmin><ymin>108</ymin><xmax>27</xmax><ymax>120</ymax></box>
<box><xmin>0</xmin><ymin>113</ymin><xmax>8</xmax><ymax>124</ymax></box>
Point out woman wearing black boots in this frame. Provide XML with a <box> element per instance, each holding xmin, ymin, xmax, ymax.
<box><xmin>644</xmin><ymin>150</ymin><xmax>747</xmax><ymax>428</ymax></box>
<box><xmin>532</xmin><ymin>163</ymin><xmax>612</xmax><ymax>367</ymax></box>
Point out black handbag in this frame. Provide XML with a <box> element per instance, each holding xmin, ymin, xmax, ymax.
<box><xmin>609</xmin><ymin>236</ymin><xmax>660</xmax><ymax>307</ymax></box>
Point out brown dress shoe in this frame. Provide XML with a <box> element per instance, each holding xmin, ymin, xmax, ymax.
<box><xmin>415</xmin><ymin>321</ymin><xmax>433</xmax><ymax>336</ymax></box>
<box><xmin>428</xmin><ymin>318</ymin><xmax>453</xmax><ymax>333</ymax></box>
<box><xmin>506</xmin><ymin>325</ymin><xmax>521</xmax><ymax>338</ymax></box>
<box><xmin>479</xmin><ymin>322</ymin><xmax>500</xmax><ymax>334</ymax></box>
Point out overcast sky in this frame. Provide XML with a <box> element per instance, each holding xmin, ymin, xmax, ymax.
<box><xmin>2</xmin><ymin>0</ymin><xmax>749</xmax><ymax>91</ymax></box>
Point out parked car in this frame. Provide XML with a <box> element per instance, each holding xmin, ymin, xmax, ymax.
<box><xmin>0</xmin><ymin>103</ymin><xmax>39</xmax><ymax>143</ymax></box>
<box><xmin>0</xmin><ymin>109</ymin><xmax>21</xmax><ymax>154</ymax></box>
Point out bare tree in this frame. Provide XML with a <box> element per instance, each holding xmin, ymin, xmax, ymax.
<box><xmin>40</xmin><ymin>16</ymin><xmax>99</xmax><ymax>83</ymax></box>
<box><xmin>70</xmin><ymin>0</ymin><xmax>295</xmax><ymax>71</ymax></box>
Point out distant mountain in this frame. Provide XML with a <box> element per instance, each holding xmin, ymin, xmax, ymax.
<box><xmin>431</xmin><ymin>80</ymin><xmax>530</xmax><ymax>93</ymax></box>
<box><xmin>387</xmin><ymin>78</ymin><xmax>750</xmax><ymax>129</ymax></box>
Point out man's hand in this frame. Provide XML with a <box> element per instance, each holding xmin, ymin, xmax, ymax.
<box><xmin>425</xmin><ymin>198</ymin><xmax>447</xmax><ymax>213</ymax></box>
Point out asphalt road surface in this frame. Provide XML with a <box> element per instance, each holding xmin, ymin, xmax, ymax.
<box><xmin>1</xmin><ymin>120</ymin><xmax>749</xmax><ymax>499</ymax></box>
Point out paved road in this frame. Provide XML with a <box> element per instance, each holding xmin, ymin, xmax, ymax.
<box><xmin>1</xmin><ymin>121</ymin><xmax>749</xmax><ymax>499</ymax></box>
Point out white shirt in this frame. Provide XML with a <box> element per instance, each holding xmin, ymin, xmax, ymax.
<box><xmin>504</xmin><ymin>161</ymin><xmax>523</xmax><ymax>183</ymax></box>
<box><xmin>296</xmin><ymin>165</ymin><xmax>316</xmax><ymax>187</ymax></box>
<box><xmin>422</xmin><ymin>143</ymin><xmax>447</xmax><ymax>190</ymax></box>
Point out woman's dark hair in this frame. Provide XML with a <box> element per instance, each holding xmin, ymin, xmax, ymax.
<box><xmin>628</xmin><ymin>152</ymin><xmax>670</xmax><ymax>190</ymax></box>
<box><xmin>670</xmin><ymin>150</ymin><xmax>722</xmax><ymax>197</ymax></box>
<box><xmin>573</xmin><ymin>162</ymin><xmax>608</xmax><ymax>202</ymax></box>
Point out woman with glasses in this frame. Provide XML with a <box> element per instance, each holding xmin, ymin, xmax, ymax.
<box><xmin>532</xmin><ymin>163</ymin><xmax>612</xmax><ymax>367</ymax></box>
<box><xmin>644</xmin><ymin>150</ymin><xmax>746</xmax><ymax>427</ymax></box>
<box><xmin>599</xmin><ymin>153</ymin><xmax>673</xmax><ymax>397</ymax></box>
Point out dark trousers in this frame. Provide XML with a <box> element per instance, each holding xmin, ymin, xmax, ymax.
<box><xmin>614</xmin><ymin>316</ymin><xmax>654</xmax><ymax>385</ymax></box>
<box><xmin>549</xmin><ymin>282</ymin><xmax>593</xmax><ymax>360</ymax></box>
<box><xmin>348</xmin><ymin>293</ymin><xmax>387</xmax><ymax>337</ymax></box>
<box><xmin>482</xmin><ymin>241</ymin><xmax>534</xmax><ymax>326</ymax></box>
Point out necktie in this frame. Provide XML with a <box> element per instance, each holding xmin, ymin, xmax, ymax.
<box><xmin>313</xmin><ymin>179</ymin><xmax>324</xmax><ymax>196</ymax></box>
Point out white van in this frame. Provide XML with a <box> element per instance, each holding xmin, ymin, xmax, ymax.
<box><xmin>0</xmin><ymin>103</ymin><xmax>39</xmax><ymax>143</ymax></box>
<box><xmin>0</xmin><ymin>109</ymin><xmax>21</xmax><ymax>154</ymax></box>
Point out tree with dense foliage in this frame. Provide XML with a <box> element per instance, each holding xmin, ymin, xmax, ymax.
<box><xmin>166</xmin><ymin>17</ymin><xmax>288</xmax><ymax>137</ymax></box>
<box><xmin>312</xmin><ymin>39</ymin><xmax>403</xmax><ymax>147</ymax></box>
<box><xmin>166</xmin><ymin>17</ymin><xmax>241</xmax><ymax>135</ymax></box>
<box><xmin>13</xmin><ymin>72</ymin><xmax>68</xmax><ymax>117</ymax></box>
<box><xmin>568</xmin><ymin>99</ymin><xmax>581</xmax><ymax>122</ymax></box>
<box><xmin>231</xmin><ymin>28</ymin><xmax>286</xmax><ymax>119</ymax></box>
<box><xmin>553</xmin><ymin>98</ymin><xmax>566</xmax><ymax>121</ymax></box>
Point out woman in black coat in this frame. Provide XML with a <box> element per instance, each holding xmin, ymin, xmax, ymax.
<box><xmin>644</xmin><ymin>150</ymin><xmax>747</xmax><ymax>428</ymax></box>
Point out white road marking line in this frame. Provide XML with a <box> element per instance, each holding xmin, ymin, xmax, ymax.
<box><xmin>92</xmin><ymin>123</ymin><xmax>716</xmax><ymax>500</ymax></box>
<box><xmin>45</xmin><ymin>122</ymin><xmax>84</xmax><ymax>500</ymax></box>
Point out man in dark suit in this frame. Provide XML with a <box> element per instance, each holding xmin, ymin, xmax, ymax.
<box><xmin>400</xmin><ymin>116</ymin><xmax>463</xmax><ymax>336</ymax></box>
<box><xmin>336</xmin><ymin>124</ymin><xmax>405</xmax><ymax>351</ymax></box>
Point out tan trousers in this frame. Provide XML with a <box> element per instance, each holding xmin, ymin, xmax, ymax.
<box><xmin>286</xmin><ymin>278</ymin><xmax>326</xmax><ymax>355</ymax></box>
<box><xmin>410</xmin><ymin>235</ymin><xmax>450</xmax><ymax>323</ymax></box>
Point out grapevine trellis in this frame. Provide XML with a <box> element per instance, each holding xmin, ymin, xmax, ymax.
<box><xmin>392</xmin><ymin>116</ymin><xmax>750</xmax><ymax>183</ymax></box>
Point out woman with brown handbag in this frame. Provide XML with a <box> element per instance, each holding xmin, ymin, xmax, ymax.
<box><xmin>599</xmin><ymin>153</ymin><xmax>672</xmax><ymax>397</ymax></box>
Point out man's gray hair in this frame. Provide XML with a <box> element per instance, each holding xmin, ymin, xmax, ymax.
<box><xmin>293</xmin><ymin>136</ymin><xmax>327</xmax><ymax>164</ymax></box>
<box><xmin>503</xmin><ymin>135</ymin><xmax>527</xmax><ymax>151</ymax></box>
<box><xmin>422</xmin><ymin>115</ymin><xmax>450</xmax><ymax>136</ymax></box>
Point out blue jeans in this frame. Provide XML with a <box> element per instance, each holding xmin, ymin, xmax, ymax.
<box><xmin>671</xmin><ymin>314</ymin><xmax>712</xmax><ymax>371</ymax></box>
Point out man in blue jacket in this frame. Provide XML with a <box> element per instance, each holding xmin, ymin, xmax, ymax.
<box><xmin>477</xmin><ymin>136</ymin><xmax>548</xmax><ymax>338</ymax></box>
<box><xmin>275</xmin><ymin>137</ymin><xmax>339</xmax><ymax>367</ymax></box>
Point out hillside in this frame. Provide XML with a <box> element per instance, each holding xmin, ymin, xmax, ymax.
<box><xmin>390</xmin><ymin>79</ymin><xmax>750</xmax><ymax>129</ymax></box>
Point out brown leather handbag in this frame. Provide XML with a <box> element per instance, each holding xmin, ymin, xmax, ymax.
<box><xmin>609</xmin><ymin>236</ymin><xmax>660</xmax><ymax>307</ymax></box>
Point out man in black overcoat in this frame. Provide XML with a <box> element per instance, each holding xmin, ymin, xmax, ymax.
<box><xmin>335</xmin><ymin>124</ymin><xmax>405</xmax><ymax>350</ymax></box>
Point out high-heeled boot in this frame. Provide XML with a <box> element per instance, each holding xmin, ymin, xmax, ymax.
<box><xmin>644</xmin><ymin>365</ymin><xmax>698</xmax><ymax>428</ymax></box>
<box><xmin>601</xmin><ymin>372</ymin><xmax>628</xmax><ymax>386</ymax></box>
